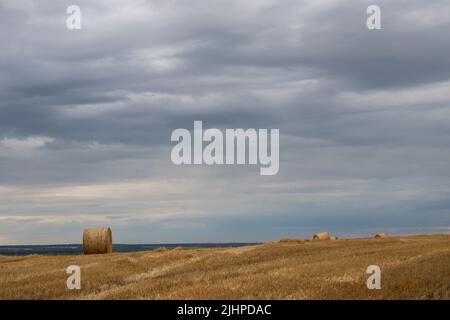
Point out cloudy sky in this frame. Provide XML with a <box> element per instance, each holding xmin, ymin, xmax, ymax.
<box><xmin>1</xmin><ymin>0</ymin><xmax>450</xmax><ymax>244</ymax></box>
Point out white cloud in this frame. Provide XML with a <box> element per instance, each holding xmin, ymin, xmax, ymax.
<box><xmin>336</xmin><ymin>80</ymin><xmax>450</xmax><ymax>109</ymax></box>
<box><xmin>0</xmin><ymin>136</ymin><xmax>54</xmax><ymax>152</ymax></box>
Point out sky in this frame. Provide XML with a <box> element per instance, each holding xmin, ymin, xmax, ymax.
<box><xmin>0</xmin><ymin>0</ymin><xmax>450</xmax><ymax>244</ymax></box>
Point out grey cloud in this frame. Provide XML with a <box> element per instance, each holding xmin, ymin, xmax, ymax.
<box><xmin>0</xmin><ymin>0</ymin><xmax>450</xmax><ymax>243</ymax></box>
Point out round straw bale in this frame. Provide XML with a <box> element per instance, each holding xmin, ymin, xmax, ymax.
<box><xmin>374</xmin><ymin>232</ymin><xmax>388</xmax><ymax>239</ymax></box>
<box><xmin>330</xmin><ymin>236</ymin><xmax>338</xmax><ymax>240</ymax></box>
<box><xmin>313</xmin><ymin>231</ymin><xmax>330</xmax><ymax>241</ymax></box>
<box><xmin>83</xmin><ymin>227</ymin><xmax>112</xmax><ymax>254</ymax></box>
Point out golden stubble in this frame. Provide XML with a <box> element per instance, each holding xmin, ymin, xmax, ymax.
<box><xmin>0</xmin><ymin>234</ymin><xmax>449</xmax><ymax>300</ymax></box>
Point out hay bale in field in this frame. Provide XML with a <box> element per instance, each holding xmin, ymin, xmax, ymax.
<box><xmin>375</xmin><ymin>232</ymin><xmax>388</xmax><ymax>239</ymax></box>
<box><xmin>83</xmin><ymin>227</ymin><xmax>112</xmax><ymax>254</ymax></box>
<box><xmin>330</xmin><ymin>236</ymin><xmax>338</xmax><ymax>240</ymax></box>
<box><xmin>312</xmin><ymin>231</ymin><xmax>330</xmax><ymax>241</ymax></box>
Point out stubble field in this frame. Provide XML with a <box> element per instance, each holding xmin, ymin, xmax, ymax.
<box><xmin>0</xmin><ymin>234</ymin><xmax>449</xmax><ymax>299</ymax></box>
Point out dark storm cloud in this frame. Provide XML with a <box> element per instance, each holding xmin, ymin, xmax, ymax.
<box><xmin>2</xmin><ymin>0</ymin><xmax>450</xmax><ymax>147</ymax></box>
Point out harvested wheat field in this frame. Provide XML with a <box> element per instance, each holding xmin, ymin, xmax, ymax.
<box><xmin>0</xmin><ymin>234</ymin><xmax>449</xmax><ymax>300</ymax></box>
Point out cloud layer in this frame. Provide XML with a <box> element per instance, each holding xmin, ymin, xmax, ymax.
<box><xmin>1</xmin><ymin>0</ymin><xmax>450</xmax><ymax>244</ymax></box>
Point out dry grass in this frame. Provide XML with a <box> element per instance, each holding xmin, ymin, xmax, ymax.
<box><xmin>0</xmin><ymin>234</ymin><xmax>449</xmax><ymax>300</ymax></box>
